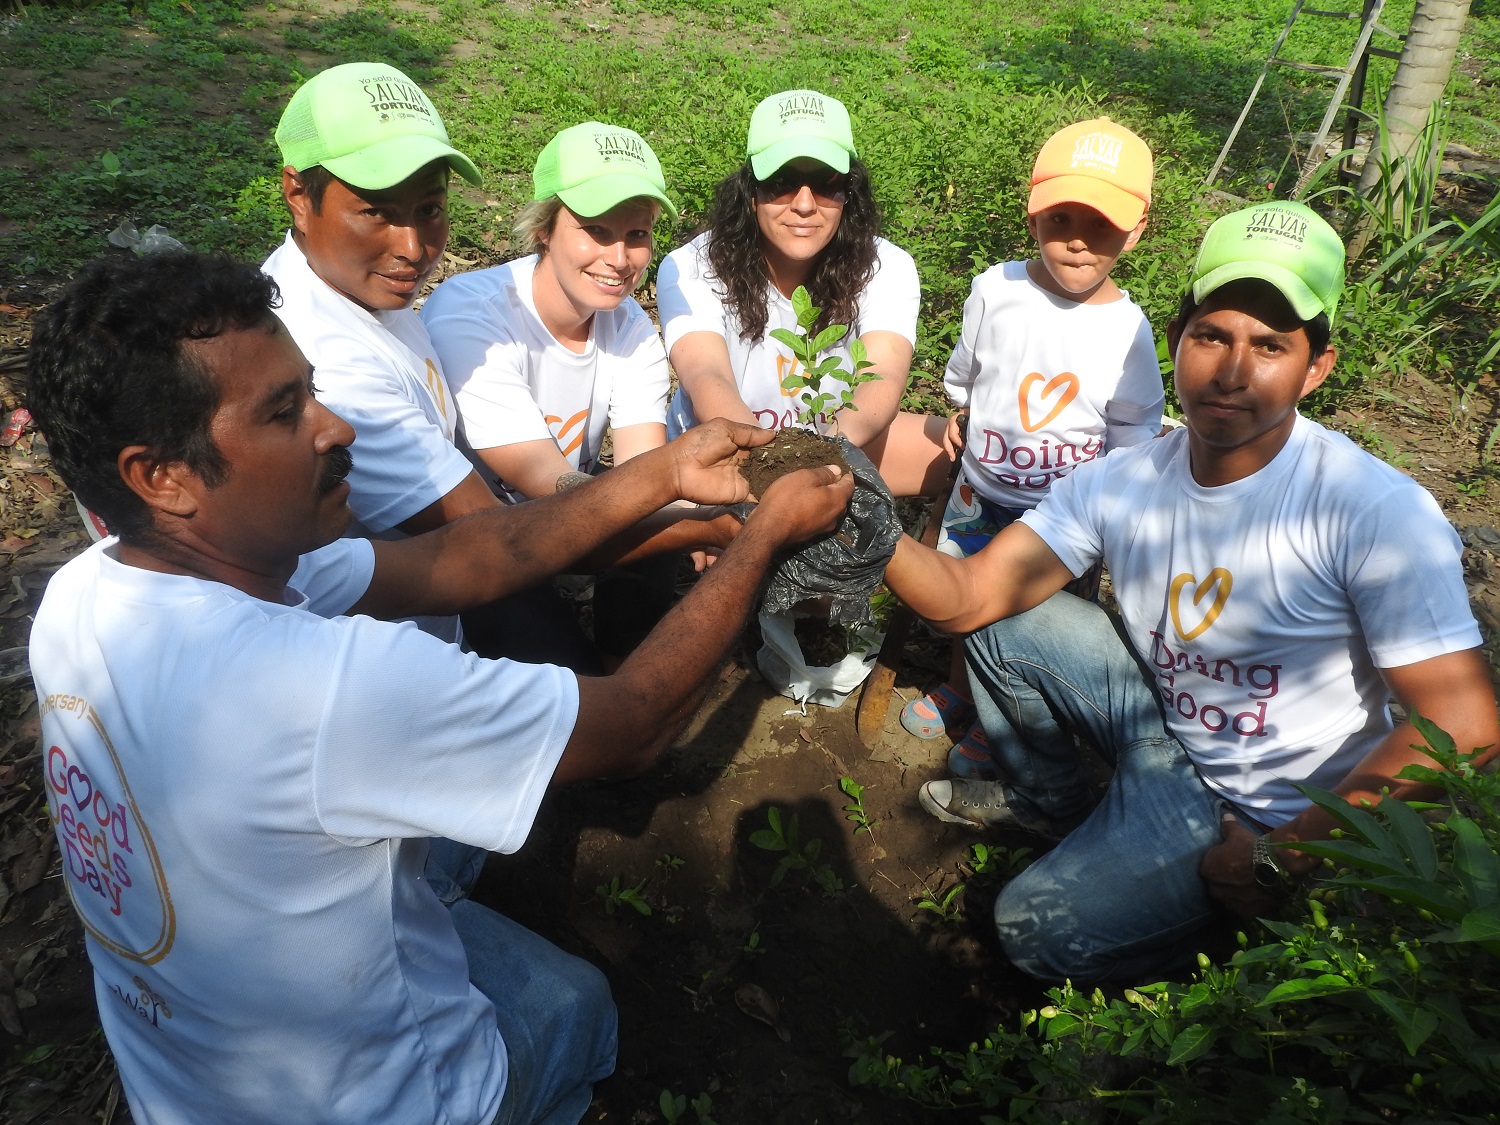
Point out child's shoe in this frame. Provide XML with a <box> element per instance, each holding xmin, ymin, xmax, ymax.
<box><xmin>946</xmin><ymin>723</ymin><xmax>998</xmax><ymax>780</ymax></box>
<box><xmin>900</xmin><ymin>682</ymin><xmax>975</xmax><ymax>741</ymax></box>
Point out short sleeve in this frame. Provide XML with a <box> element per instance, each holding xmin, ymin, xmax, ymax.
<box><xmin>315</xmin><ymin>364</ymin><xmax>475</xmax><ymax>533</ymax></box>
<box><xmin>658</xmin><ymin>241</ymin><xmax>731</xmax><ymax>352</ymax></box>
<box><xmin>291</xmin><ymin>539</ymin><xmax>376</xmax><ymax>618</ymax></box>
<box><xmin>312</xmin><ymin>620</ymin><xmax>579</xmax><ymax>852</ymax></box>
<box><xmin>1019</xmin><ymin>460</ymin><xmax>1108</xmax><ymax>579</ymax></box>
<box><xmin>1340</xmin><ymin>489</ymin><xmax>1482</xmax><ymax>668</ymax></box>
<box><xmin>857</xmin><ymin>241</ymin><xmax>919</xmax><ymax>345</ymax></box>
<box><xmin>942</xmin><ymin>276</ymin><xmax>987</xmax><ymax>407</ymax></box>
<box><xmin>426</xmin><ymin>303</ymin><xmax>555</xmax><ymax>452</ymax></box>
<box><xmin>1103</xmin><ymin>312</ymin><xmax>1165</xmax><ymax>450</ymax></box>
<box><xmin>606</xmin><ymin>308</ymin><xmax>671</xmax><ymax>431</ymax></box>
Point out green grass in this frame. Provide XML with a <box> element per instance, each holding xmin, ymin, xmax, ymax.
<box><xmin>1</xmin><ymin>0</ymin><xmax>1496</xmax><ymax>395</ymax></box>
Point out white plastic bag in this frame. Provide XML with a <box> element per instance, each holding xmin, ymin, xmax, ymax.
<box><xmin>755</xmin><ymin>610</ymin><xmax>884</xmax><ymax>709</ymax></box>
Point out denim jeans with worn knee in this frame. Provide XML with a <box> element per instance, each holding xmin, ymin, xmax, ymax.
<box><xmin>963</xmin><ymin>592</ymin><xmax>1225</xmax><ymax>984</ymax></box>
<box><xmin>425</xmin><ymin>840</ymin><xmax>618</xmax><ymax>1125</ymax></box>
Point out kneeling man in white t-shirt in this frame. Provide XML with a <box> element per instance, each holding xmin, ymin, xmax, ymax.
<box><xmin>25</xmin><ymin>252</ymin><xmax>852</xmax><ymax>1125</ymax></box>
<box><xmin>884</xmin><ymin>201</ymin><xmax>1498</xmax><ymax>984</ymax></box>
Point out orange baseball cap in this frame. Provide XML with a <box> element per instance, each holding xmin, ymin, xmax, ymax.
<box><xmin>1028</xmin><ymin>118</ymin><xmax>1153</xmax><ymax>231</ymax></box>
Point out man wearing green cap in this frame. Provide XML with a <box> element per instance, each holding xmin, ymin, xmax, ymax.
<box><xmin>264</xmin><ymin>61</ymin><xmax>496</xmax><ymax>644</ymax></box>
<box><xmin>883</xmin><ymin>200</ymin><xmax>1497</xmax><ymax>983</ymax></box>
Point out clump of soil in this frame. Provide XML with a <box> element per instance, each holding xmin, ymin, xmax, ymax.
<box><xmin>793</xmin><ymin>613</ymin><xmax>856</xmax><ymax>666</ymax></box>
<box><xmin>741</xmin><ymin>428</ymin><xmax>851</xmax><ymax>499</ymax></box>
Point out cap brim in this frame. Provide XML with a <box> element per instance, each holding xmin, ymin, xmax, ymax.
<box><xmin>323</xmin><ymin>134</ymin><xmax>482</xmax><ymax>190</ymax></box>
<box><xmin>1191</xmin><ymin>262</ymin><xmax>1332</xmax><ymax>321</ymax></box>
<box><xmin>749</xmin><ymin>137</ymin><xmax>851</xmax><ymax>180</ymax></box>
<box><xmin>556</xmin><ymin>174</ymin><xmax>678</xmax><ymax>221</ymax></box>
<box><xmin>1027</xmin><ymin>176</ymin><xmax>1146</xmax><ymax>231</ymax></box>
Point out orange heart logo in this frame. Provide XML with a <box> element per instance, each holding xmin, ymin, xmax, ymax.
<box><xmin>1168</xmin><ymin>569</ymin><xmax>1233</xmax><ymax>641</ymax></box>
<box><xmin>1018</xmin><ymin>371</ymin><xmax>1080</xmax><ymax>432</ymax></box>
<box><xmin>546</xmin><ymin>409</ymin><xmax>590</xmax><ymax>457</ymax></box>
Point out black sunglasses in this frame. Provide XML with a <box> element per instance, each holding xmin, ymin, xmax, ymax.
<box><xmin>754</xmin><ymin>167</ymin><xmax>849</xmax><ymax>205</ymax></box>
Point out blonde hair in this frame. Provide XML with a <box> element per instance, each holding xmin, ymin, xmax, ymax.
<box><xmin>513</xmin><ymin>197</ymin><xmax>566</xmax><ymax>256</ymax></box>
<box><xmin>513</xmin><ymin>196</ymin><xmax>664</xmax><ymax>258</ymax></box>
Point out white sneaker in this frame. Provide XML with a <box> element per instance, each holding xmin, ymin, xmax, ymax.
<box><xmin>918</xmin><ymin>779</ymin><xmax>1064</xmax><ymax>840</ymax></box>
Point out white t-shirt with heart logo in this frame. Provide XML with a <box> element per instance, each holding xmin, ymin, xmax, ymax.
<box><xmin>944</xmin><ymin>260</ymin><xmax>1163</xmax><ymax>509</ymax></box>
<box><xmin>658</xmin><ymin>233</ymin><xmax>919</xmax><ymax>436</ymax></box>
<box><xmin>419</xmin><ymin>255</ymin><xmax>669</xmax><ymax>501</ymax></box>
<box><xmin>1023</xmin><ymin>416</ymin><xmax>1481</xmax><ymax>824</ymax></box>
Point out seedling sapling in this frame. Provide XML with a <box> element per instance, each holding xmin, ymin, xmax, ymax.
<box><xmin>915</xmin><ymin>882</ymin><xmax>965</xmax><ymax>927</ymax></box>
<box><xmin>749</xmin><ymin>806</ymin><xmax>844</xmax><ymax>896</ymax></box>
<box><xmin>839</xmin><ymin>776</ymin><xmax>874</xmax><ymax>836</ymax></box>
<box><xmin>768</xmin><ymin>285</ymin><xmax>879</xmax><ymax>433</ymax></box>
<box><xmin>595</xmin><ymin>874</ymin><xmax>652</xmax><ymax>917</ymax></box>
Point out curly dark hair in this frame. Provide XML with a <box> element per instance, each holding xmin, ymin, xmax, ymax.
<box><xmin>702</xmin><ymin>158</ymin><xmax>881</xmax><ymax>342</ymax></box>
<box><xmin>26</xmin><ymin>253</ymin><xmax>281</xmax><ymax>543</ymax></box>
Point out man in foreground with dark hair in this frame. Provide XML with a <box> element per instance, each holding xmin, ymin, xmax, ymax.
<box><xmin>884</xmin><ymin>201</ymin><xmax>1498</xmax><ymax>984</ymax></box>
<box><xmin>26</xmin><ymin>251</ymin><xmax>851</xmax><ymax>1125</ymax></box>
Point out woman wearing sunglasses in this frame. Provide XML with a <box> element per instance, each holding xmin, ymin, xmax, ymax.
<box><xmin>657</xmin><ymin>89</ymin><xmax>949</xmax><ymax>496</ymax></box>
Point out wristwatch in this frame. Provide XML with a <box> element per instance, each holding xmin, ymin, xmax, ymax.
<box><xmin>1252</xmin><ymin>834</ymin><xmax>1287</xmax><ymax>888</ymax></box>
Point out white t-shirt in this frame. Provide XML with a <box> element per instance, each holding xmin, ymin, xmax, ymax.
<box><xmin>1023</xmin><ymin>415</ymin><xmax>1481</xmax><ymax>825</ymax></box>
<box><xmin>263</xmin><ymin>233</ymin><xmax>474</xmax><ymax>641</ymax></box>
<box><xmin>420</xmin><ymin>255</ymin><xmax>669</xmax><ymax>500</ymax></box>
<box><xmin>262</xmin><ymin>234</ymin><xmax>472</xmax><ymax>535</ymax></box>
<box><xmin>658</xmin><ymin>232</ymin><xmax>920</xmax><ymax>435</ymax></box>
<box><xmin>30</xmin><ymin>537</ymin><xmax>578</xmax><ymax>1125</ymax></box>
<box><xmin>945</xmin><ymin>260</ymin><xmax>1163</xmax><ymax>510</ymax></box>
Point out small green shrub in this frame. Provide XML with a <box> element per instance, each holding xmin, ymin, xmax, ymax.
<box><xmin>848</xmin><ymin>716</ymin><xmax>1500</xmax><ymax>1124</ymax></box>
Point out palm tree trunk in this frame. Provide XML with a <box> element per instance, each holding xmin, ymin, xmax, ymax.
<box><xmin>1348</xmin><ymin>0</ymin><xmax>1472</xmax><ymax>258</ymax></box>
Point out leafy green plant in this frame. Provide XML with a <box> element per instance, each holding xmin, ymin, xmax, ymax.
<box><xmin>658</xmin><ymin>1089</ymin><xmax>686</xmax><ymax>1123</ymax></box>
<box><xmin>658</xmin><ymin>1089</ymin><xmax>718</xmax><ymax>1124</ymax></box>
<box><xmin>838</xmin><ymin>776</ymin><xmax>873</xmax><ymax>836</ymax></box>
<box><xmin>767</xmin><ymin>286</ymin><xmax>879</xmax><ymax>433</ymax></box>
<box><xmin>594</xmin><ymin>874</ymin><xmax>652</xmax><ymax>917</ymax></box>
<box><xmin>964</xmin><ymin>840</ymin><xmax>1033</xmax><ymax>882</ymax></box>
<box><xmin>914</xmin><ymin>882</ymin><xmax>965</xmax><ymax>927</ymax></box>
<box><xmin>74</xmin><ymin>150</ymin><xmax>151</xmax><ymax>199</ymax></box>
<box><xmin>656</xmin><ymin>853</ymin><xmax>686</xmax><ymax>877</ymax></box>
<box><xmin>1301</xmin><ymin>95</ymin><xmax>1500</xmax><ymax>402</ymax></box>
<box><xmin>742</xmin><ymin>928</ymin><xmax>766</xmax><ymax>958</ymax></box>
<box><xmin>749</xmin><ymin>806</ymin><xmax>843</xmax><ymax>896</ymax></box>
<box><xmin>849</xmin><ymin>717</ymin><xmax>1500</xmax><ymax>1123</ymax></box>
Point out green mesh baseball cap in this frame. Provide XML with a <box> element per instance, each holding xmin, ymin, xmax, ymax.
<box><xmin>532</xmin><ymin>122</ymin><xmax>677</xmax><ymax>220</ymax></box>
<box><xmin>275</xmin><ymin>62</ymin><xmax>481</xmax><ymax>190</ymax></box>
<box><xmin>746</xmin><ymin>90</ymin><xmax>856</xmax><ymax>180</ymax></box>
<box><xmin>1191</xmin><ymin>201</ymin><xmax>1345</xmax><ymax>321</ymax></box>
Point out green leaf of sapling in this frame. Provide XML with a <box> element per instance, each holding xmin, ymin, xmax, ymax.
<box><xmin>811</xmin><ymin>324</ymin><xmax>849</xmax><ymax>353</ymax></box>
<box><xmin>790</xmin><ymin>286</ymin><xmax>818</xmax><ymax>328</ymax></box>
<box><xmin>1451</xmin><ymin>815</ymin><xmax>1500</xmax><ymax>908</ymax></box>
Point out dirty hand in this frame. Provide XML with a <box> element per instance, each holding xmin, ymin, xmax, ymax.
<box><xmin>746</xmin><ymin>465</ymin><xmax>854</xmax><ymax>549</ymax></box>
<box><xmin>665</xmin><ymin>418</ymin><xmax>774</xmax><ymax>506</ymax></box>
<box><xmin>1199</xmin><ymin>814</ymin><xmax>1283</xmax><ymax>920</ymax></box>
<box><xmin>942</xmin><ymin>410</ymin><xmax>969</xmax><ymax>460</ymax></box>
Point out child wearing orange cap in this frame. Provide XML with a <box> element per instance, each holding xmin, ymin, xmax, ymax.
<box><xmin>902</xmin><ymin>118</ymin><xmax>1165</xmax><ymax>776</ymax></box>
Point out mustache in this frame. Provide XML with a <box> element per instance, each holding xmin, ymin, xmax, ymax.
<box><xmin>318</xmin><ymin>446</ymin><xmax>353</xmax><ymax>495</ymax></box>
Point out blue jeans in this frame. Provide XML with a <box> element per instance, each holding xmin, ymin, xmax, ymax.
<box><xmin>963</xmin><ymin>592</ymin><xmax>1225</xmax><ymax>984</ymax></box>
<box><xmin>426</xmin><ymin>841</ymin><xmax>618</xmax><ymax>1125</ymax></box>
